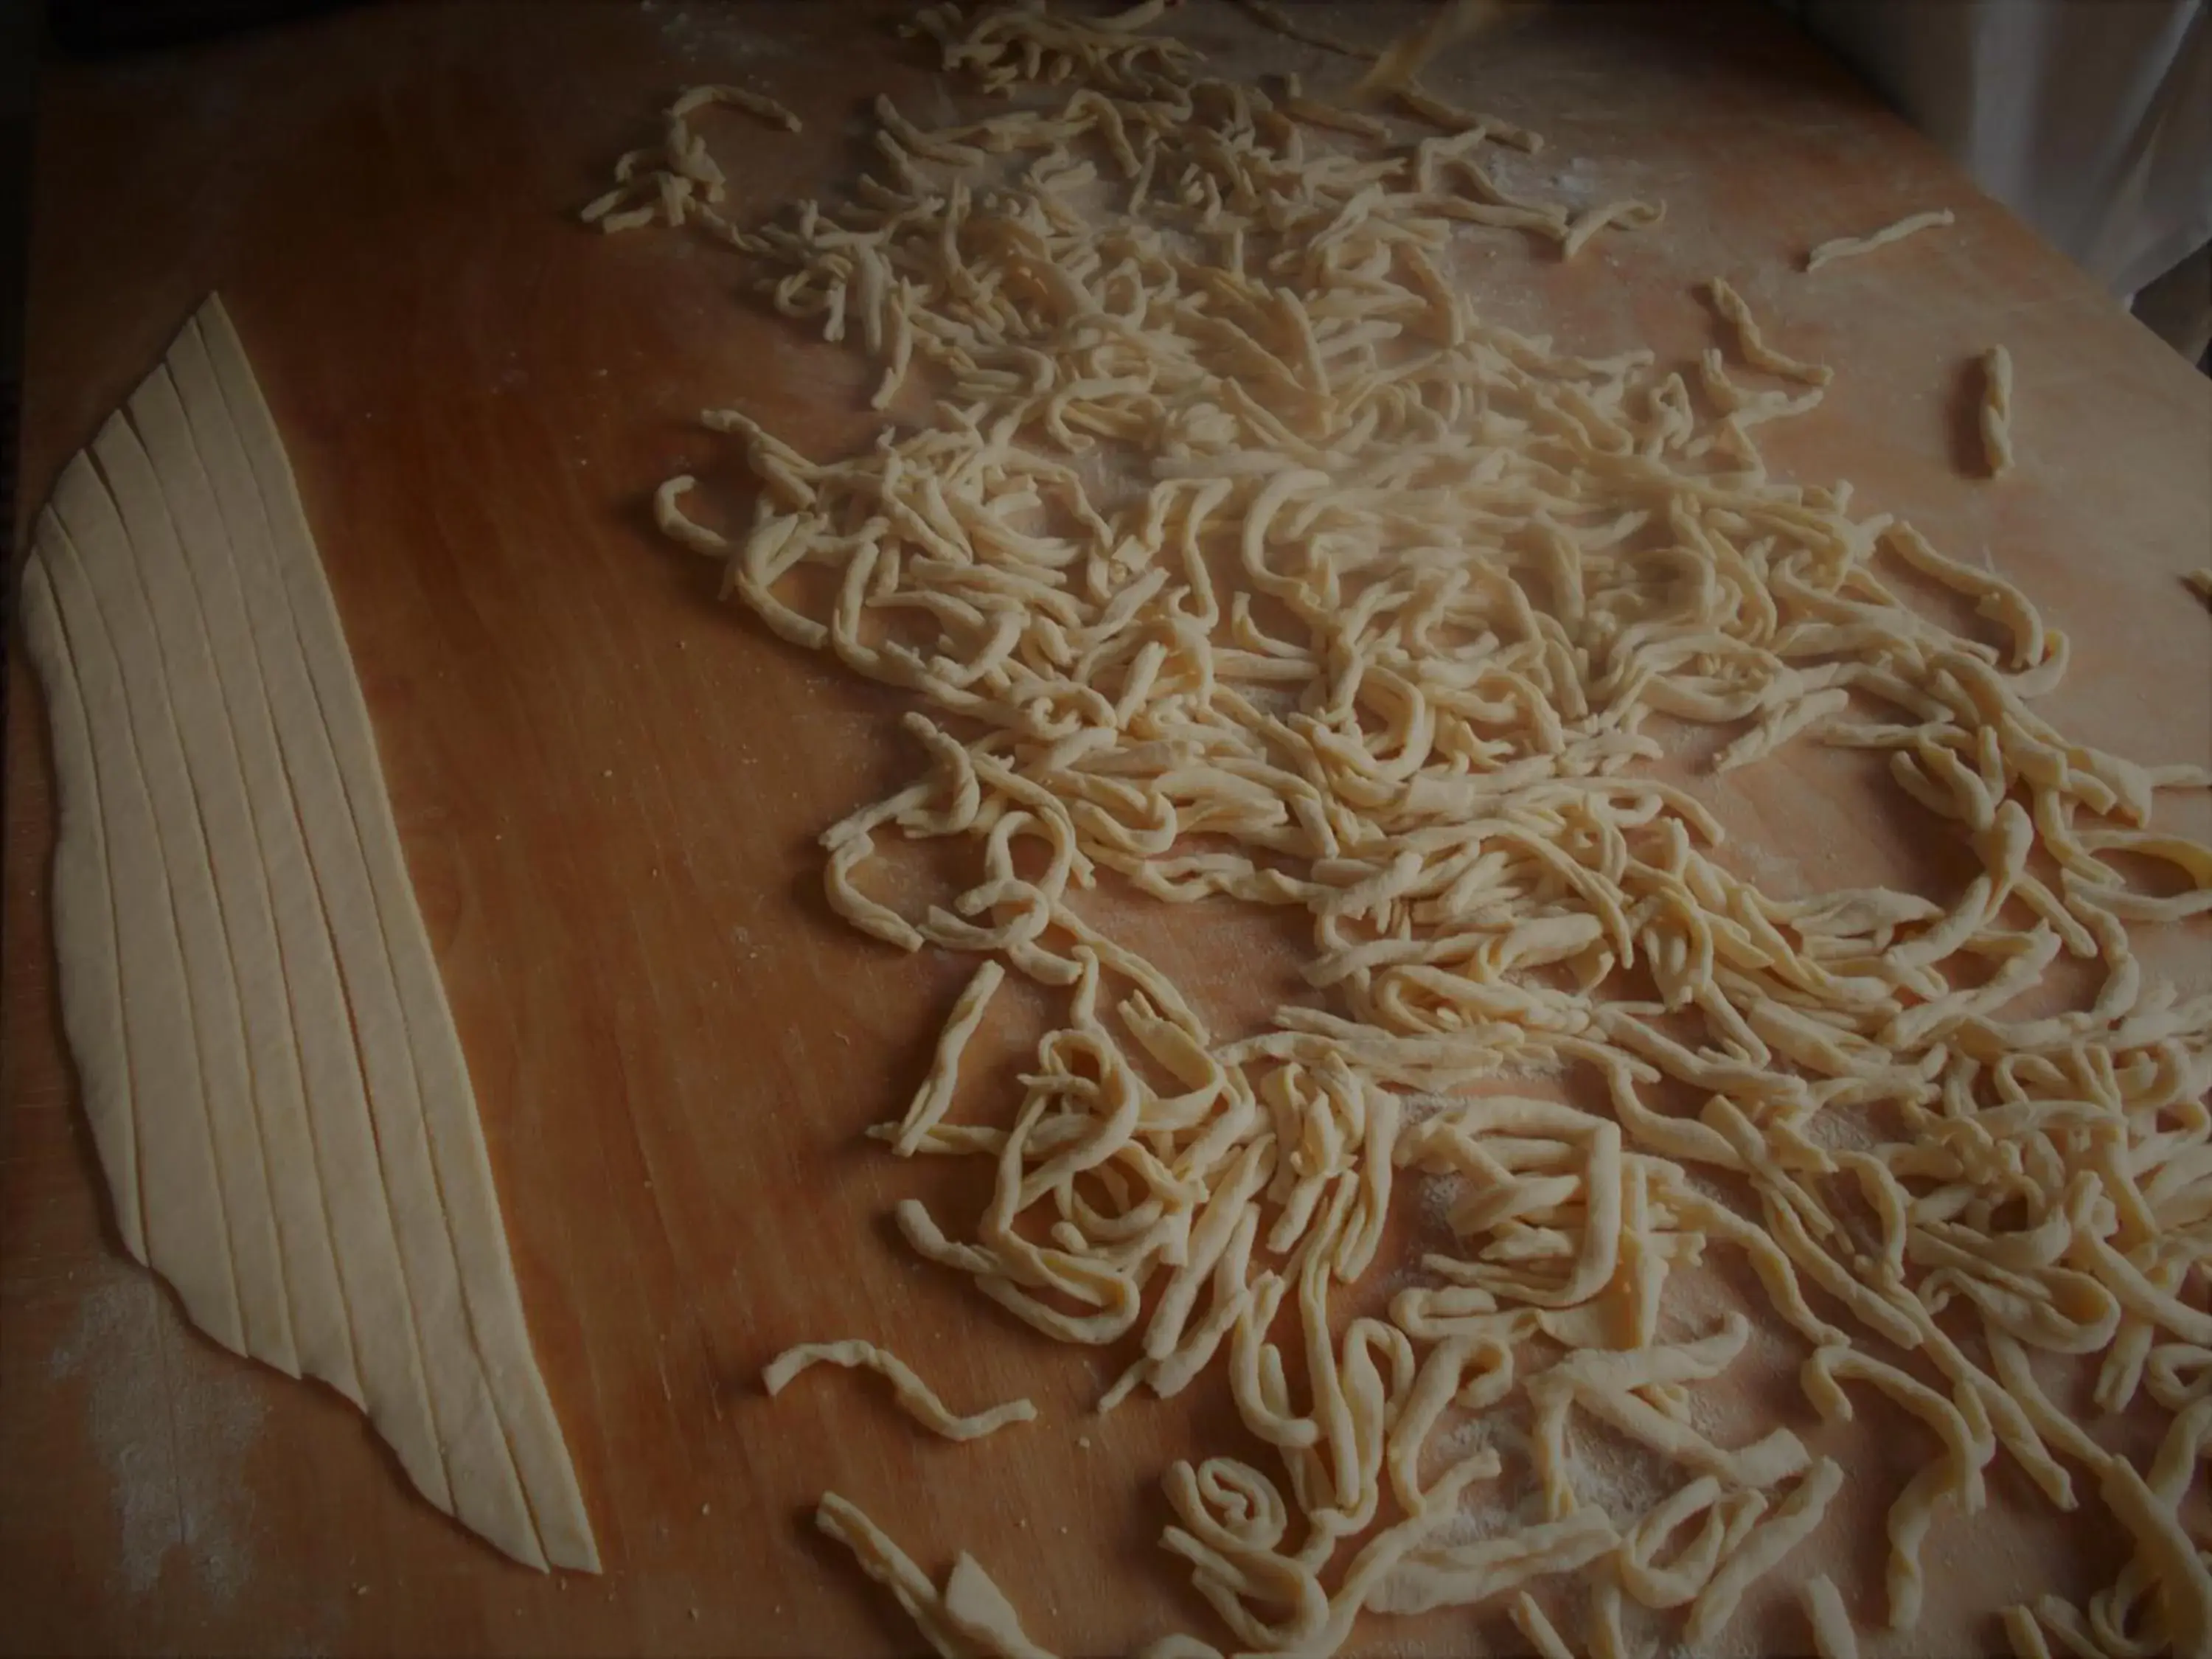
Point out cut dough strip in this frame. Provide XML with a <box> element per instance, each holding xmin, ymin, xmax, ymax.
<box><xmin>1231</xmin><ymin>0</ymin><xmax>1379</xmax><ymax>60</ymax></box>
<box><xmin>765</xmin><ymin>1338</ymin><xmax>1038</xmax><ymax>1440</ymax></box>
<box><xmin>604</xmin><ymin>1</ymin><xmax>2212</xmax><ymax>1651</ymax></box>
<box><xmin>816</xmin><ymin>1492</ymin><xmax>1061</xmax><ymax>1658</ymax></box>
<box><xmin>1804</xmin><ymin>208</ymin><xmax>1955</xmax><ymax>271</ymax></box>
<box><xmin>1703</xmin><ymin>277</ymin><xmax>1832</xmax><ymax>386</ymax></box>
<box><xmin>1980</xmin><ymin>345</ymin><xmax>2015</xmax><ymax>477</ymax></box>
<box><xmin>24</xmin><ymin>518</ymin><xmax>247</xmax><ymax>1352</ymax></box>
<box><xmin>1801</xmin><ymin>1573</ymin><xmax>1861</xmax><ymax>1659</ymax></box>
<box><xmin>47</xmin><ymin>438</ymin><xmax>302</xmax><ymax>1372</ymax></box>
<box><xmin>21</xmin><ymin>295</ymin><xmax>597</xmax><ymax>1572</ymax></box>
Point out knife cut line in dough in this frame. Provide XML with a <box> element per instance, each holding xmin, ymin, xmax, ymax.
<box><xmin>122</xmin><ymin>351</ymin><xmax>449</xmax><ymax>1508</ymax></box>
<box><xmin>764</xmin><ymin>1338</ymin><xmax>1039</xmax><ymax>1440</ymax></box>
<box><xmin>1509</xmin><ymin>1590</ymin><xmax>1577</xmax><ymax>1659</ymax></box>
<box><xmin>21</xmin><ymin>294</ymin><xmax>597</xmax><ymax>1573</ymax></box>
<box><xmin>1702</xmin><ymin>277</ymin><xmax>1832</xmax><ymax>388</ymax></box>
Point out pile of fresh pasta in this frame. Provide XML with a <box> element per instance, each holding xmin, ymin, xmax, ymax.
<box><xmin>588</xmin><ymin>1</ymin><xmax>2212</xmax><ymax>1654</ymax></box>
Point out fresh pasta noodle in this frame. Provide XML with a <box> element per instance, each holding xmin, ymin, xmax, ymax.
<box><xmin>1805</xmin><ymin>207</ymin><xmax>1955</xmax><ymax>271</ymax></box>
<box><xmin>1799</xmin><ymin>1343</ymin><xmax>1994</xmax><ymax>1628</ymax></box>
<box><xmin>1802</xmin><ymin>1574</ymin><xmax>1860</xmax><ymax>1659</ymax></box>
<box><xmin>1704</xmin><ymin>277</ymin><xmax>1832</xmax><ymax>386</ymax></box>
<box><xmin>816</xmin><ymin>1492</ymin><xmax>1062</xmax><ymax>1658</ymax></box>
<box><xmin>581</xmin><ymin>83</ymin><xmax>801</xmax><ymax>234</ymax></box>
<box><xmin>1683</xmin><ymin>1460</ymin><xmax>1845</xmax><ymax>1649</ymax></box>
<box><xmin>764</xmin><ymin>1340</ymin><xmax>1038</xmax><ymax>1440</ymax></box>
<box><xmin>669</xmin><ymin>83</ymin><xmax>802</xmax><ymax>133</ymax></box>
<box><xmin>1981</xmin><ymin>345</ymin><xmax>2016</xmax><ymax>477</ymax></box>
<box><xmin>894</xmin><ymin>959</ymin><xmax>1007</xmax><ymax>1154</ymax></box>
<box><xmin>1510</xmin><ymin>1590</ymin><xmax>1577</xmax><ymax>1659</ymax></box>
<box><xmin>2097</xmin><ymin>1459</ymin><xmax>2211</xmax><ymax>1659</ymax></box>
<box><xmin>594</xmin><ymin>1</ymin><xmax>2212</xmax><ymax>1655</ymax></box>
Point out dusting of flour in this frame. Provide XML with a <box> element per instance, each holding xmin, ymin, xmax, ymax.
<box><xmin>47</xmin><ymin>1272</ymin><xmax>265</xmax><ymax>1604</ymax></box>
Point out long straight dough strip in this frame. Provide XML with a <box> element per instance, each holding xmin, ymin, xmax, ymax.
<box><xmin>20</xmin><ymin>295</ymin><xmax>597</xmax><ymax>1572</ymax></box>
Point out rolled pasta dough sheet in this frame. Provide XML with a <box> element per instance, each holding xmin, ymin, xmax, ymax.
<box><xmin>19</xmin><ymin>293</ymin><xmax>597</xmax><ymax>1573</ymax></box>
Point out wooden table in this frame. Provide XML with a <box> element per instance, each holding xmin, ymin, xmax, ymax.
<box><xmin>4</xmin><ymin>3</ymin><xmax>2207</xmax><ymax>1654</ymax></box>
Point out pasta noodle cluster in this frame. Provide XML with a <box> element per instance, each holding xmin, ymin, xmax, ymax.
<box><xmin>593</xmin><ymin>3</ymin><xmax>2212</xmax><ymax>1654</ymax></box>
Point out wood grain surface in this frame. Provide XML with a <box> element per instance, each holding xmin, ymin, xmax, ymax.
<box><xmin>2</xmin><ymin>3</ymin><xmax>2208</xmax><ymax>1655</ymax></box>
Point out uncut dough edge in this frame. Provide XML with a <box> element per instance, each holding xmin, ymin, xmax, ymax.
<box><xmin>19</xmin><ymin>292</ymin><xmax>599</xmax><ymax>1574</ymax></box>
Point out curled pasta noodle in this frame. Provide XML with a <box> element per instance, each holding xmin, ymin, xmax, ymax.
<box><xmin>894</xmin><ymin>960</ymin><xmax>1007</xmax><ymax>1154</ymax></box>
<box><xmin>1511</xmin><ymin>1590</ymin><xmax>1577</xmax><ymax>1659</ymax></box>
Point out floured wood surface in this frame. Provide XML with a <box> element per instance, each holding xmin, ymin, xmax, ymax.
<box><xmin>2</xmin><ymin>3</ymin><xmax>2206</xmax><ymax>1655</ymax></box>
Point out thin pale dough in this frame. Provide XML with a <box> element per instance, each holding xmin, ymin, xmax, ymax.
<box><xmin>764</xmin><ymin>1338</ymin><xmax>1038</xmax><ymax>1439</ymax></box>
<box><xmin>23</xmin><ymin>295</ymin><xmax>597</xmax><ymax>1571</ymax></box>
<box><xmin>1805</xmin><ymin>208</ymin><xmax>1955</xmax><ymax>271</ymax></box>
<box><xmin>203</xmin><ymin>294</ymin><xmax>599</xmax><ymax>1570</ymax></box>
<box><xmin>816</xmin><ymin>1492</ymin><xmax>1063</xmax><ymax>1658</ymax></box>
<box><xmin>50</xmin><ymin>442</ymin><xmax>301</xmax><ymax>1371</ymax></box>
<box><xmin>608</xmin><ymin>1</ymin><xmax>2212</xmax><ymax>1650</ymax></box>
<box><xmin>897</xmin><ymin>959</ymin><xmax>1007</xmax><ymax>1154</ymax></box>
<box><xmin>1980</xmin><ymin>346</ymin><xmax>2016</xmax><ymax>477</ymax></box>
<box><xmin>1802</xmin><ymin>1573</ymin><xmax>1861</xmax><ymax>1659</ymax></box>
